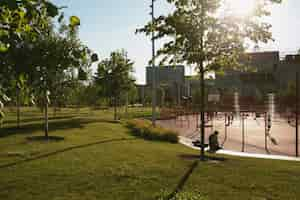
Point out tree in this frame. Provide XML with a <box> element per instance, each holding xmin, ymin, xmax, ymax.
<box><xmin>0</xmin><ymin>1</ymin><xmax>94</xmax><ymax>136</ymax></box>
<box><xmin>2</xmin><ymin>40</ymin><xmax>36</xmax><ymax>128</ymax></box>
<box><xmin>95</xmin><ymin>50</ymin><xmax>135</xmax><ymax>120</ymax></box>
<box><xmin>137</xmin><ymin>0</ymin><xmax>281</xmax><ymax>160</ymax></box>
<box><xmin>0</xmin><ymin>87</ymin><xmax>11</xmax><ymax>127</ymax></box>
<box><xmin>30</xmin><ymin>24</ymin><xmax>89</xmax><ymax>137</ymax></box>
<box><xmin>0</xmin><ymin>0</ymin><xmax>61</xmax><ymax>127</ymax></box>
<box><xmin>0</xmin><ymin>0</ymin><xmax>60</xmax><ymax>51</ymax></box>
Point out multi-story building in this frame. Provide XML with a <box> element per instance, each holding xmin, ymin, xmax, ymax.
<box><xmin>146</xmin><ymin>65</ymin><xmax>185</xmax><ymax>105</ymax></box>
<box><xmin>275</xmin><ymin>54</ymin><xmax>300</xmax><ymax>89</ymax></box>
<box><xmin>136</xmin><ymin>51</ymin><xmax>300</xmax><ymax>107</ymax></box>
<box><xmin>215</xmin><ymin>51</ymin><xmax>299</xmax><ymax>97</ymax></box>
<box><xmin>146</xmin><ymin>65</ymin><xmax>185</xmax><ymax>86</ymax></box>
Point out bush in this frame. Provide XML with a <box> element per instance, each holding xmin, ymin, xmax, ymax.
<box><xmin>126</xmin><ymin>119</ymin><xmax>178</xmax><ymax>143</ymax></box>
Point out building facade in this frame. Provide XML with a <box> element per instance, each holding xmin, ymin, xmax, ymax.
<box><xmin>215</xmin><ymin>51</ymin><xmax>300</xmax><ymax>97</ymax></box>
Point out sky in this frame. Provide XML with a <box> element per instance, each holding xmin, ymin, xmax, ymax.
<box><xmin>52</xmin><ymin>0</ymin><xmax>300</xmax><ymax>84</ymax></box>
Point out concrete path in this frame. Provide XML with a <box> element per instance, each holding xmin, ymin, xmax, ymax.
<box><xmin>179</xmin><ymin>136</ymin><xmax>300</xmax><ymax>162</ymax></box>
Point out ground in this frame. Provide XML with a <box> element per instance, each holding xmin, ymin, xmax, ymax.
<box><xmin>158</xmin><ymin>113</ymin><xmax>299</xmax><ymax>157</ymax></box>
<box><xmin>0</xmin><ymin>107</ymin><xmax>299</xmax><ymax>199</ymax></box>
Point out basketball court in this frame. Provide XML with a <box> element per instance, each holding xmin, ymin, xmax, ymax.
<box><xmin>157</xmin><ymin>112</ymin><xmax>299</xmax><ymax>157</ymax></box>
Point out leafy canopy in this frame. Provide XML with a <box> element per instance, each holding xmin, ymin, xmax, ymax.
<box><xmin>95</xmin><ymin>50</ymin><xmax>135</xmax><ymax>100</ymax></box>
<box><xmin>137</xmin><ymin>0</ymin><xmax>282</xmax><ymax>72</ymax></box>
<box><xmin>0</xmin><ymin>0</ymin><xmax>60</xmax><ymax>52</ymax></box>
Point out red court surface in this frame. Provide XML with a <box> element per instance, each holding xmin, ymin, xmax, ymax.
<box><xmin>157</xmin><ymin>113</ymin><xmax>299</xmax><ymax>157</ymax></box>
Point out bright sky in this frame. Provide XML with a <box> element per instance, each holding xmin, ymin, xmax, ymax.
<box><xmin>52</xmin><ymin>0</ymin><xmax>300</xmax><ymax>84</ymax></box>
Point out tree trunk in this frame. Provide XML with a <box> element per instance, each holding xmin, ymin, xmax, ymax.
<box><xmin>200</xmin><ymin>62</ymin><xmax>205</xmax><ymax>161</ymax></box>
<box><xmin>199</xmin><ymin>3</ymin><xmax>206</xmax><ymax>161</ymax></box>
<box><xmin>16</xmin><ymin>88</ymin><xmax>21</xmax><ymax>128</ymax></box>
<box><xmin>44</xmin><ymin>89</ymin><xmax>49</xmax><ymax>138</ymax></box>
<box><xmin>53</xmin><ymin>106</ymin><xmax>56</xmax><ymax>118</ymax></box>
<box><xmin>125</xmin><ymin>92</ymin><xmax>128</xmax><ymax>115</ymax></box>
<box><xmin>114</xmin><ymin>97</ymin><xmax>117</xmax><ymax>121</ymax></box>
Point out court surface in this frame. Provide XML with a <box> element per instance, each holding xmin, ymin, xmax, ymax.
<box><xmin>157</xmin><ymin>113</ymin><xmax>299</xmax><ymax>157</ymax></box>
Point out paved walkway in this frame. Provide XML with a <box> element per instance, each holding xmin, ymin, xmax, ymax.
<box><xmin>179</xmin><ymin>136</ymin><xmax>300</xmax><ymax>162</ymax></box>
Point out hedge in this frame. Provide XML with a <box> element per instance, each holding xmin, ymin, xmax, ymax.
<box><xmin>126</xmin><ymin>119</ymin><xmax>178</xmax><ymax>143</ymax></box>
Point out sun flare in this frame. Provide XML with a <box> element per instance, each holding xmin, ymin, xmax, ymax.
<box><xmin>226</xmin><ymin>0</ymin><xmax>258</xmax><ymax>17</ymax></box>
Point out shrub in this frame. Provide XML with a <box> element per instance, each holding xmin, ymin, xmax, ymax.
<box><xmin>126</xmin><ymin>119</ymin><xmax>178</xmax><ymax>143</ymax></box>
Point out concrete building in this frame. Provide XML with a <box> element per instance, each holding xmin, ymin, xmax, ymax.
<box><xmin>146</xmin><ymin>65</ymin><xmax>186</xmax><ymax>105</ymax></box>
<box><xmin>215</xmin><ymin>51</ymin><xmax>299</xmax><ymax>97</ymax></box>
<box><xmin>275</xmin><ymin>54</ymin><xmax>300</xmax><ymax>89</ymax></box>
<box><xmin>240</xmin><ymin>51</ymin><xmax>280</xmax><ymax>72</ymax></box>
<box><xmin>146</xmin><ymin>65</ymin><xmax>185</xmax><ymax>86</ymax></box>
<box><xmin>136</xmin><ymin>52</ymin><xmax>300</xmax><ymax>107</ymax></box>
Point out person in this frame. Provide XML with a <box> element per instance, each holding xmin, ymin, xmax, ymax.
<box><xmin>209</xmin><ymin>131</ymin><xmax>221</xmax><ymax>152</ymax></box>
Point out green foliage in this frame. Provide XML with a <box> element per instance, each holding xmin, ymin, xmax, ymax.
<box><xmin>91</xmin><ymin>53</ymin><xmax>99</xmax><ymax>62</ymax></box>
<box><xmin>126</xmin><ymin>119</ymin><xmax>179</xmax><ymax>143</ymax></box>
<box><xmin>0</xmin><ymin>41</ymin><xmax>9</xmax><ymax>52</ymax></box>
<box><xmin>137</xmin><ymin>0</ymin><xmax>281</xmax><ymax>72</ymax></box>
<box><xmin>95</xmin><ymin>50</ymin><xmax>135</xmax><ymax>119</ymax></box>
<box><xmin>96</xmin><ymin>50</ymin><xmax>135</xmax><ymax>98</ymax></box>
<box><xmin>69</xmin><ymin>16</ymin><xmax>81</xmax><ymax>27</ymax></box>
<box><xmin>0</xmin><ymin>0</ymin><xmax>92</xmax><ymax>136</ymax></box>
<box><xmin>0</xmin><ymin>87</ymin><xmax>10</xmax><ymax>126</ymax></box>
<box><xmin>0</xmin><ymin>0</ymin><xmax>60</xmax><ymax>52</ymax></box>
<box><xmin>66</xmin><ymin>82</ymin><xmax>101</xmax><ymax>108</ymax></box>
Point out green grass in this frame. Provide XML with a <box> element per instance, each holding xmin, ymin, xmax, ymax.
<box><xmin>0</xmin><ymin>107</ymin><xmax>299</xmax><ymax>200</ymax></box>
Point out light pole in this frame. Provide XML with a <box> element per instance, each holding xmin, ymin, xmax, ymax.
<box><xmin>296</xmin><ymin>72</ymin><xmax>299</xmax><ymax>157</ymax></box>
<box><xmin>150</xmin><ymin>0</ymin><xmax>157</xmax><ymax>126</ymax></box>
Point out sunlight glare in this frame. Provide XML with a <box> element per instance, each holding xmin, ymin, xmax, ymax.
<box><xmin>226</xmin><ymin>0</ymin><xmax>258</xmax><ymax>17</ymax></box>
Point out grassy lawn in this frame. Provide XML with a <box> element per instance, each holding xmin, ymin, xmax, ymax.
<box><xmin>0</xmin><ymin>107</ymin><xmax>299</xmax><ymax>199</ymax></box>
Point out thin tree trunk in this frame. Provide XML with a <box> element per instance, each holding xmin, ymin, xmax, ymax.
<box><xmin>53</xmin><ymin>106</ymin><xmax>56</xmax><ymax>118</ymax></box>
<box><xmin>199</xmin><ymin>3</ymin><xmax>206</xmax><ymax>161</ymax></box>
<box><xmin>200</xmin><ymin>62</ymin><xmax>205</xmax><ymax>161</ymax></box>
<box><xmin>16</xmin><ymin>88</ymin><xmax>20</xmax><ymax>128</ymax></box>
<box><xmin>114</xmin><ymin>97</ymin><xmax>117</xmax><ymax>121</ymax></box>
<box><xmin>44</xmin><ymin>89</ymin><xmax>49</xmax><ymax>138</ymax></box>
<box><xmin>125</xmin><ymin>92</ymin><xmax>128</xmax><ymax>115</ymax></box>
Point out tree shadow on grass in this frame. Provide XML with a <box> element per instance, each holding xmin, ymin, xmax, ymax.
<box><xmin>163</xmin><ymin>154</ymin><xmax>227</xmax><ymax>200</ymax></box>
<box><xmin>163</xmin><ymin>161</ymin><xmax>199</xmax><ymax>200</ymax></box>
<box><xmin>0</xmin><ymin>137</ymin><xmax>136</xmax><ymax>169</ymax></box>
<box><xmin>3</xmin><ymin>115</ymin><xmax>78</xmax><ymax>125</ymax></box>
<box><xmin>26</xmin><ymin>136</ymin><xmax>65</xmax><ymax>142</ymax></box>
<box><xmin>0</xmin><ymin>118</ymin><xmax>120</xmax><ymax>138</ymax></box>
<box><xmin>179</xmin><ymin>154</ymin><xmax>227</xmax><ymax>162</ymax></box>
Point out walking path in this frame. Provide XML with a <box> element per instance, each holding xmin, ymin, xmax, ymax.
<box><xmin>179</xmin><ymin>136</ymin><xmax>300</xmax><ymax>162</ymax></box>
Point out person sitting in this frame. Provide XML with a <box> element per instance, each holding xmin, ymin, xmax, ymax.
<box><xmin>209</xmin><ymin>131</ymin><xmax>221</xmax><ymax>152</ymax></box>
